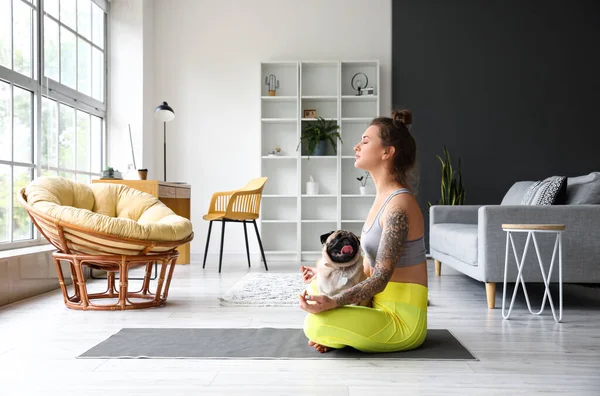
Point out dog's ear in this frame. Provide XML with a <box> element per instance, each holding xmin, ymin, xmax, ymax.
<box><xmin>320</xmin><ymin>231</ymin><xmax>335</xmax><ymax>245</ymax></box>
<box><xmin>353</xmin><ymin>233</ymin><xmax>360</xmax><ymax>247</ymax></box>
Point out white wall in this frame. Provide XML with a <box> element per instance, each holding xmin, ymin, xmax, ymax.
<box><xmin>108</xmin><ymin>0</ymin><xmax>155</xmax><ymax>178</ymax></box>
<box><xmin>152</xmin><ymin>0</ymin><xmax>392</xmax><ymax>261</ymax></box>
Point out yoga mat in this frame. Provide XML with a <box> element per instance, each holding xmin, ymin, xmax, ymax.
<box><xmin>79</xmin><ymin>328</ymin><xmax>477</xmax><ymax>360</ymax></box>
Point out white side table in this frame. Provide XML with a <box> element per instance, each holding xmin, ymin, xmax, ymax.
<box><xmin>501</xmin><ymin>224</ymin><xmax>565</xmax><ymax>323</ymax></box>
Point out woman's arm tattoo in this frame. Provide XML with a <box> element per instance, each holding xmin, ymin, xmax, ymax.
<box><xmin>334</xmin><ymin>206</ymin><xmax>409</xmax><ymax>306</ymax></box>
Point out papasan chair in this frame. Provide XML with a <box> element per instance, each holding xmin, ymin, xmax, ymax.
<box><xmin>18</xmin><ymin>176</ymin><xmax>194</xmax><ymax>311</ymax></box>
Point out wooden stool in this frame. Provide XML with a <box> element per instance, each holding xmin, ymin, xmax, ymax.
<box><xmin>501</xmin><ymin>224</ymin><xmax>565</xmax><ymax>323</ymax></box>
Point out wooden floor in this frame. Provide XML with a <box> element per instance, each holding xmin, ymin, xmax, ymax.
<box><xmin>0</xmin><ymin>259</ymin><xmax>599</xmax><ymax>395</ymax></box>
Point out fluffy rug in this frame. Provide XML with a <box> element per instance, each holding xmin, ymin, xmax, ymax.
<box><xmin>218</xmin><ymin>273</ymin><xmax>306</xmax><ymax>307</ymax></box>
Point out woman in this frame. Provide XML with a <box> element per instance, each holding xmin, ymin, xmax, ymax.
<box><xmin>299</xmin><ymin>109</ymin><xmax>428</xmax><ymax>353</ymax></box>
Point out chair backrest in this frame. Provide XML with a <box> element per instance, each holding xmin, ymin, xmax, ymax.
<box><xmin>226</xmin><ymin>177</ymin><xmax>268</xmax><ymax>219</ymax></box>
<box><xmin>240</xmin><ymin>177</ymin><xmax>268</xmax><ymax>192</ymax></box>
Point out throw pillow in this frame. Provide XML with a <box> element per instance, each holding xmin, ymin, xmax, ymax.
<box><xmin>566</xmin><ymin>172</ymin><xmax>600</xmax><ymax>204</ymax></box>
<box><xmin>501</xmin><ymin>181</ymin><xmax>535</xmax><ymax>205</ymax></box>
<box><xmin>520</xmin><ymin>176</ymin><xmax>567</xmax><ymax>205</ymax></box>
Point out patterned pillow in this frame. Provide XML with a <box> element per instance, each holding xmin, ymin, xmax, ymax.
<box><xmin>521</xmin><ymin>176</ymin><xmax>567</xmax><ymax>205</ymax></box>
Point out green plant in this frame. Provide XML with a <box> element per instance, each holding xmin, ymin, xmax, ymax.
<box><xmin>428</xmin><ymin>146</ymin><xmax>465</xmax><ymax>208</ymax></box>
<box><xmin>296</xmin><ymin>117</ymin><xmax>342</xmax><ymax>157</ymax></box>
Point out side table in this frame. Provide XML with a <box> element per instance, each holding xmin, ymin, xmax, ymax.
<box><xmin>501</xmin><ymin>224</ymin><xmax>565</xmax><ymax>323</ymax></box>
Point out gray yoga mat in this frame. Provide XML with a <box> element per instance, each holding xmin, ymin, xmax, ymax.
<box><xmin>78</xmin><ymin>328</ymin><xmax>477</xmax><ymax>360</ymax></box>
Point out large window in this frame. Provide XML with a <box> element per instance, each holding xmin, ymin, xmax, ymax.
<box><xmin>0</xmin><ymin>0</ymin><xmax>108</xmax><ymax>250</ymax></box>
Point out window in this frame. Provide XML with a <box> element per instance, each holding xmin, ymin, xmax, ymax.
<box><xmin>0</xmin><ymin>0</ymin><xmax>108</xmax><ymax>250</ymax></box>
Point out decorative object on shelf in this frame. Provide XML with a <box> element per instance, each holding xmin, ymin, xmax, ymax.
<box><xmin>267</xmin><ymin>147</ymin><xmax>282</xmax><ymax>156</ymax></box>
<box><xmin>361</xmin><ymin>87</ymin><xmax>374</xmax><ymax>95</ymax></box>
<box><xmin>154</xmin><ymin>101</ymin><xmax>175</xmax><ymax>182</ymax></box>
<box><xmin>101</xmin><ymin>167</ymin><xmax>122</xmax><ymax>179</ymax></box>
<box><xmin>357</xmin><ymin>171</ymin><xmax>371</xmax><ymax>195</ymax></box>
<box><xmin>128</xmin><ymin>124</ymin><xmax>137</xmax><ymax>168</ymax></box>
<box><xmin>351</xmin><ymin>72</ymin><xmax>374</xmax><ymax>96</ymax></box>
<box><xmin>265</xmin><ymin>74</ymin><xmax>280</xmax><ymax>96</ymax></box>
<box><xmin>124</xmin><ymin>164</ymin><xmax>137</xmax><ymax>180</ymax></box>
<box><xmin>303</xmin><ymin>109</ymin><xmax>317</xmax><ymax>118</ymax></box>
<box><xmin>306</xmin><ymin>175</ymin><xmax>319</xmax><ymax>195</ymax></box>
<box><xmin>428</xmin><ymin>145</ymin><xmax>466</xmax><ymax>210</ymax></box>
<box><xmin>296</xmin><ymin>117</ymin><xmax>342</xmax><ymax>158</ymax></box>
<box><xmin>138</xmin><ymin>169</ymin><xmax>148</xmax><ymax>180</ymax></box>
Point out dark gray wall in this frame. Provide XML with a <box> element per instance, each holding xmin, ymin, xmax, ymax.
<box><xmin>392</xmin><ymin>0</ymin><xmax>600</xmax><ymax>248</ymax></box>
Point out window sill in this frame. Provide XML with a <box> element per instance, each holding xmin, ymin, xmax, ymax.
<box><xmin>0</xmin><ymin>244</ymin><xmax>56</xmax><ymax>260</ymax></box>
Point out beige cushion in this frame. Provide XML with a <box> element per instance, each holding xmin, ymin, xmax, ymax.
<box><xmin>25</xmin><ymin>176</ymin><xmax>192</xmax><ymax>242</ymax></box>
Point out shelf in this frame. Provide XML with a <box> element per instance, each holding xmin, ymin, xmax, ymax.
<box><xmin>301</xmin><ymin>95</ymin><xmax>337</xmax><ymax>100</ymax></box>
<box><xmin>341</xmin><ymin>117</ymin><xmax>372</xmax><ymax>122</ymax></box>
<box><xmin>341</xmin><ymin>95</ymin><xmax>378</xmax><ymax>100</ymax></box>
<box><xmin>261</xmin><ymin>118</ymin><xmax>297</xmax><ymax>123</ymax></box>
<box><xmin>261</xmin><ymin>59</ymin><xmax>379</xmax><ymax>258</ymax></box>
<box><xmin>261</xmin><ymin>96</ymin><xmax>297</xmax><ymax>101</ymax></box>
<box><xmin>301</xmin><ymin>118</ymin><xmax>337</xmax><ymax>122</ymax></box>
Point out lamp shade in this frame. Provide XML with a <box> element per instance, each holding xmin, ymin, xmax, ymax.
<box><xmin>154</xmin><ymin>101</ymin><xmax>175</xmax><ymax>122</ymax></box>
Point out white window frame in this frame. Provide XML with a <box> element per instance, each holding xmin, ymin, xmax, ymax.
<box><xmin>0</xmin><ymin>0</ymin><xmax>109</xmax><ymax>251</ymax></box>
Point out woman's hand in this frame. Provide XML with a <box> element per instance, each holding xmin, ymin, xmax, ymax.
<box><xmin>300</xmin><ymin>265</ymin><xmax>316</xmax><ymax>284</ymax></box>
<box><xmin>298</xmin><ymin>290</ymin><xmax>338</xmax><ymax>314</ymax></box>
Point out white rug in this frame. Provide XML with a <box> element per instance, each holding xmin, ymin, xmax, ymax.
<box><xmin>218</xmin><ymin>273</ymin><xmax>307</xmax><ymax>307</ymax></box>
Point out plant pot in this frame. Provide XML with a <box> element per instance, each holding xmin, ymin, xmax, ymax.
<box><xmin>138</xmin><ymin>169</ymin><xmax>148</xmax><ymax>180</ymax></box>
<box><xmin>359</xmin><ymin>186</ymin><xmax>367</xmax><ymax>195</ymax></box>
<box><xmin>313</xmin><ymin>140</ymin><xmax>327</xmax><ymax>156</ymax></box>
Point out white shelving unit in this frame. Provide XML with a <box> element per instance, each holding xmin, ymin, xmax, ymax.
<box><xmin>260</xmin><ymin>60</ymin><xmax>379</xmax><ymax>262</ymax></box>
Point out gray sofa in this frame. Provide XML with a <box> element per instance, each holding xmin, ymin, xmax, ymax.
<box><xmin>429</xmin><ymin>172</ymin><xmax>600</xmax><ymax>308</ymax></box>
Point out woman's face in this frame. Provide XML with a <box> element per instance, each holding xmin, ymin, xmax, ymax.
<box><xmin>353</xmin><ymin>125</ymin><xmax>385</xmax><ymax>170</ymax></box>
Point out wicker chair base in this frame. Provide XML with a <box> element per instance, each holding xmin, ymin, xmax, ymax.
<box><xmin>53</xmin><ymin>251</ymin><xmax>179</xmax><ymax>311</ymax></box>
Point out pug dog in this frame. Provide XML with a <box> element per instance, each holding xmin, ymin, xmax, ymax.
<box><xmin>314</xmin><ymin>230</ymin><xmax>371</xmax><ymax>307</ymax></box>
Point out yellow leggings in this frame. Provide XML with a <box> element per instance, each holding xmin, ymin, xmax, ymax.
<box><xmin>303</xmin><ymin>280</ymin><xmax>428</xmax><ymax>353</ymax></box>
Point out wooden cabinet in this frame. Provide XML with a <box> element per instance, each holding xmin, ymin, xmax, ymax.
<box><xmin>91</xmin><ymin>179</ymin><xmax>192</xmax><ymax>264</ymax></box>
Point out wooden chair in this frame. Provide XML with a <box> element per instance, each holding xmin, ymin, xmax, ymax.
<box><xmin>202</xmin><ymin>177</ymin><xmax>269</xmax><ymax>272</ymax></box>
<box><xmin>18</xmin><ymin>178</ymin><xmax>193</xmax><ymax>311</ymax></box>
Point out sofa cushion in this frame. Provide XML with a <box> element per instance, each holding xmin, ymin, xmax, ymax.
<box><xmin>430</xmin><ymin>223</ymin><xmax>478</xmax><ymax>266</ymax></box>
<box><xmin>521</xmin><ymin>176</ymin><xmax>567</xmax><ymax>205</ymax></box>
<box><xmin>501</xmin><ymin>181</ymin><xmax>534</xmax><ymax>205</ymax></box>
<box><xmin>566</xmin><ymin>172</ymin><xmax>600</xmax><ymax>204</ymax></box>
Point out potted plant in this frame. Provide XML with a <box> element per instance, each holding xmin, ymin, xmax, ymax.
<box><xmin>102</xmin><ymin>167</ymin><xmax>115</xmax><ymax>179</ymax></box>
<box><xmin>101</xmin><ymin>167</ymin><xmax>123</xmax><ymax>179</ymax></box>
<box><xmin>296</xmin><ymin>117</ymin><xmax>342</xmax><ymax>158</ymax></box>
<box><xmin>357</xmin><ymin>171</ymin><xmax>370</xmax><ymax>195</ymax></box>
<box><xmin>428</xmin><ymin>145</ymin><xmax>466</xmax><ymax>209</ymax></box>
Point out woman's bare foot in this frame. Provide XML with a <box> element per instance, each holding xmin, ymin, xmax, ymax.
<box><xmin>308</xmin><ymin>340</ymin><xmax>331</xmax><ymax>353</ymax></box>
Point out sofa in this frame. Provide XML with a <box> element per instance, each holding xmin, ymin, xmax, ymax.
<box><xmin>429</xmin><ymin>172</ymin><xmax>600</xmax><ymax>308</ymax></box>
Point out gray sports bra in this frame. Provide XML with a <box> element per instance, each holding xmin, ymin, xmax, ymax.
<box><xmin>360</xmin><ymin>188</ymin><xmax>427</xmax><ymax>268</ymax></box>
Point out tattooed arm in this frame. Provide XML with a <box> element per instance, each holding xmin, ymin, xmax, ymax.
<box><xmin>334</xmin><ymin>203</ymin><xmax>409</xmax><ymax>306</ymax></box>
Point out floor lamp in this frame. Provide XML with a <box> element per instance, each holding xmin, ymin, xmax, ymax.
<box><xmin>154</xmin><ymin>101</ymin><xmax>175</xmax><ymax>181</ymax></box>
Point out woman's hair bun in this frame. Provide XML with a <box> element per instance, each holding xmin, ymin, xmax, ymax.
<box><xmin>391</xmin><ymin>109</ymin><xmax>412</xmax><ymax>128</ymax></box>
